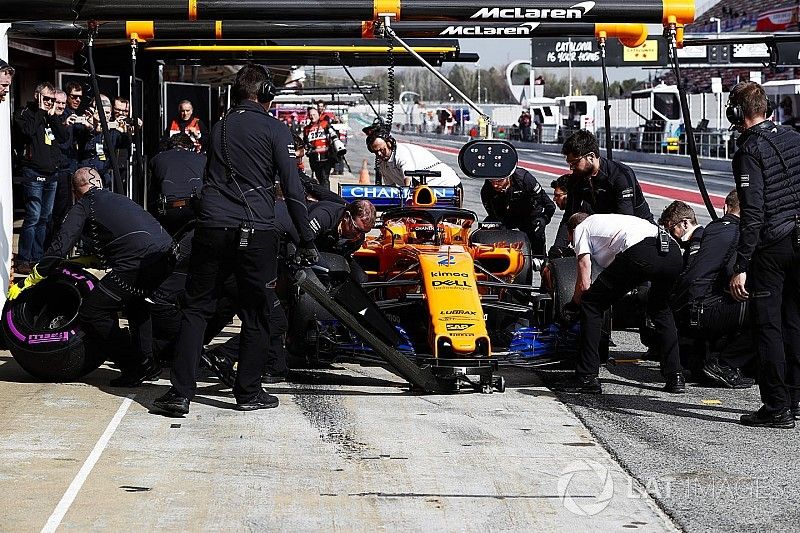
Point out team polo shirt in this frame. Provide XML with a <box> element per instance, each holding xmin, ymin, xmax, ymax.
<box><xmin>573</xmin><ymin>214</ymin><xmax>658</xmax><ymax>269</ymax></box>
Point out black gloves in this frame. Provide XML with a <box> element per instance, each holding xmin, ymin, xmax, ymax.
<box><xmin>293</xmin><ymin>243</ymin><xmax>320</xmax><ymax>267</ymax></box>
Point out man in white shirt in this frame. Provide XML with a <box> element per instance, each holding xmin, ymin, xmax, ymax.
<box><xmin>553</xmin><ymin>213</ymin><xmax>685</xmax><ymax>394</ymax></box>
<box><xmin>366</xmin><ymin>131</ymin><xmax>461</xmax><ymax>187</ymax></box>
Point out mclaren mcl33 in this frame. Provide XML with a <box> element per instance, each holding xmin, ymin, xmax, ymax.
<box><xmin>286</xmin><ymin>178</ymin><xmax>582</xmax><ymax>393</ymax></box>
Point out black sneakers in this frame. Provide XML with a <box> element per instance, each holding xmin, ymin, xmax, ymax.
<box><xmin>663</xmin><ymin>372</ymin><xmax>686</xmax><ymax>394</ymax></box>
<box><xmin>551</xmin><ymin>375</ymin><xmax>602</xmax><ymax>394</ymax></box>
<box><xmin>153</xmin><ymin>387</ymin><xmax>190</xmax><ymax>416</ymax></box>
<box><xmin>236</xmin><ymin>390</ymin><xmax>280</xmax><ymax>411</ymax></box>
<box><xmin>791</xmin><ymin>402</ymin><xmax>800</xmax><ymax>421</ymax></box>
<box><xmin>109</xmin><ymin>359</ymin><xmax>161</xmax><ymax>388</ymax></box>
<box><xmin>740</xmin><ymin>407</ymin><xmax>795</xmax><ymax>429</ymax></box>
<box><xmin>703</xmin><ymin>360</ymin><xmax>754</xmax><ymax>389</ymax></box>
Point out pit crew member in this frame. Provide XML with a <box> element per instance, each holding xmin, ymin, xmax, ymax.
<box><xmin>366</xmin><ymin>130</ymin><xmax>461</xmax><ymax>188</ymax></box>
<box><xmin>658</xmin><ymin>200</ymin><xmax>704</xmax><ymax>267</ymax></box>
<box><xmin>149</xmin><ymin>132</ymin><xmax>206</xmax><ymax>234</ymax></box>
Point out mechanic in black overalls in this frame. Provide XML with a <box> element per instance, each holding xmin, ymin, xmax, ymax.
<box><xmin>480</xmin><ymin>167</ymin><xmax>556</xmax><ymax>256</ymax></box>
<box><xmin>726</xmin><ymin>82</ymin><xmax>800</xmax><ymax>428</ymax></box>
<box><xmin>670</xmin><ymin>189</ymin><xmax>754</xmax><ymax>389</ymax></box>
<box><xmin>8</xmin><ymin>167</ymin><xmax>175</xmax><ymax>387</ymax></box>
<box><xmin>554</xmin><ymin>130</ymin><xmax>654</xmax><ymax>249</ymax></box>
<box><xmin>154</xmin><ymin>65</ymin><xmax>317</xmax><ymax>415</ymax></box>
<box><xmin>149</xmin><ymin>132</ymin><xmax>206</xmax><ymax>235</ymax></box>
<box><xmin>308</xmin><ymin>199</ymin><xmax>376</xmax><ymax>282</ymax></box>
<box><xmin>658</xmin><ymin>200</ymin><xmax>704</xmax><ymax>267</ymax></box>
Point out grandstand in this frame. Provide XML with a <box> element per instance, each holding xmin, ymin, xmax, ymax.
<box><xmin>661</xmin><ymin>0</ymin><xmax>799</xmax><ymax>92</ymax></box>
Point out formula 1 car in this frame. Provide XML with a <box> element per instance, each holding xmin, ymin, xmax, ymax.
<box><xmin>286</xmin><ymin>140</ymin><xmax>581</xmax><ymax>392</ymax></box>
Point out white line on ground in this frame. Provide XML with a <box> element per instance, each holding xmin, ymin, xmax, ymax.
<box><xmin>41</xmin><ymin>394</ymin><xmax>135</xmax><ymax>533</ymax></box>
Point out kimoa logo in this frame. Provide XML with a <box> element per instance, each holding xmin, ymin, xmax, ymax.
<box><xmin>470</xmin><ymin>2</ymin><xmax>595</xmax><ymax>19</ymax></box>
<box><xmin>439</xmin><ymin>22</ymin><xmax>541</xmax><ymax>36</ymax></box>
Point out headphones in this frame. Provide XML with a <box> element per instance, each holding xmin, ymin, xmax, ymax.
<box><xmin>365</xmin><ymin>128</ymin><xmax>396</xmax><ymax>154</ymax></box>
<box><xmin>235</xmin><ymin>64</ymin><xmax>276</xmax><ymax>104</ymax></box>
<box><xmin>726</xmin><ymin>85</ymin><xmax>775</xmax><ymax>126</ymax></box>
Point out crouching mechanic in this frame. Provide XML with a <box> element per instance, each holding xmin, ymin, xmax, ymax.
<box><xmin>8</xmin><ymin>167</ymin><xmax>175</xmax><ymax>386</ymax></box>
<box><xmin>670</xmin><ymin>190</ymin><xmax>755</xmax><ymax>389</ymax></box>
<box><xmin>659</xmin><ymin>200</ymin><xmax>704</xmax><ymax>267</ymax></box>
<box><xmin>553</xmin><ymin>213</ymin><xmax>685</xmax><ymax>394</ymax></box>
<box><xmin>480</xmin><ymin>167</ymin><xmax>556</xmax><ymax>256</ymax></box>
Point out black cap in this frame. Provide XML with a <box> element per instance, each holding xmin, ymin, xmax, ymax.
<box><xmin>0</xmin><ymin>58</ymin><xmax>10</xmax><ymax>70</ymax></box>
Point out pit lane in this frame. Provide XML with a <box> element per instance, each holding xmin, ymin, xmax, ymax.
<box><xmin>0</xmin><ymin>129</ymin><xmax>787</xmax><ymax>531</ymax></box>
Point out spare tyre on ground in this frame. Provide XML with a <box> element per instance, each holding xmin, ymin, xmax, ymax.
<box><xmin>2</xmin><ymin>265</ymin><xmax>102</xmax><ymax>381</ymax></box>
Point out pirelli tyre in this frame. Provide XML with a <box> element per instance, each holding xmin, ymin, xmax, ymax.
<box><xmin>470</xmin><ymin>227</ymin><xmax>532</xmax><ymax>285</ymax></box>
<box><xmin>549</xmin><ymin>256</ymin><xmax>578</xmax><ymax>322</ymax></box>
<box><xmin>2</xmin><ymin>266</ymin><xmax>102</xmax><ymax>381</ymax></box>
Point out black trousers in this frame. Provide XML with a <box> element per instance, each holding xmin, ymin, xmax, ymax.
<box><xmin>170</xmin><ymin>227</ymin><xmax>278</xmax><ymax>402</ymax></box>
<box><xmin>212</xmin><ymin>290</ymin><xmax>289</xmax><ymax>375</ymax></box>
<box><xmin>676</xmin><ymin>296</ymin><xmax>754</xmax><ymax>370</ymax></box>
<box><xmin>578</xmin><ymin>238</ymin><xmax>683</xmax><ymax>378</ymax></box>
<box><xmin>748</xmin><ymin>234</ymin><xmax>800</xmax><ymax>413</ymax></box>
<box><xmin>310</xmin><ymin>159</ymin><xmax>332</xmax><ymax>191</ymax></box>
<box><xmin>79</xmin><ymin>255</ymin><xmax>173</xmax><ymax>370</ymax></box>
<box><xmin>157</xmin><ymin>207</ymin><xmax>195</xmax><ymax>236</ymax></box>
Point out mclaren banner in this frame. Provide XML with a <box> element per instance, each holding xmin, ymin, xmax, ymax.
<box><xmin>531</xmin><ymin>37</ymin><xmax>668</xmax><ymax>67</ymax></box>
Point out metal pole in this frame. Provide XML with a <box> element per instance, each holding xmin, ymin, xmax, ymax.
<box><xmin>598</xmin><ymin>36</ymin><xmax>613</xmax><ymax>160</ymax></box>
<box><xmin>8</xmin><ymin>20</ymin><xmax>647</xmax><ymax>41</ymax></box>
<box><xmin>381</xmin><ymin>19</ymin><xmax>492</xmax><ymax>136</ymax></box>
<box><xmin>665</xmin><ymin>21</ymin><xmax>718</xmax><ymax>220</ymax></box>
<box><xmin>0</xmin><ymin>23</ymin><xmax>12</xmax><ymax>298</ymax></box>
<box><xmin>568</xmin><ymin>38</ymin><xmax>573</xmax><ymax>96</ymax></box>
<box><xmin>0</xmin><ymin>1</ymin><xmax>691</xmax><ymax>24</ymax></box>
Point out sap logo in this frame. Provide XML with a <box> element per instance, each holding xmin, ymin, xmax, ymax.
<box><xmin>441</xmin><ymin>310</ymin><xmax>477</xmax><ymax>315</ymax></box>
<box><xmin>446</xmin><ymin>323</ymin><xmax>473</xmax><ymax>331</ymax></box>
<box><xmin>432</xmin><ymin>280</ymin><xmax>470</xmax><ymax>287</ymax></box>
<box><xmin>437</xmin><ymin>254</ymin><xmax>456</xmax><ymax>266</ymax></box>
<box><xmin>470</xmin><ymin>2</ymin><xmax>594</xmax><ymax>20</ymax></box>
<box><xmin>431</xmin><ymin>271</ymin><xmax>468</xmax><ymax>278</ymax></box>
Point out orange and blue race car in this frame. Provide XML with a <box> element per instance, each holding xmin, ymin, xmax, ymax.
<box><xmin>286</xmin><ymin>141</ymin><xmax>583</xmax><ymax>392</ymax></box>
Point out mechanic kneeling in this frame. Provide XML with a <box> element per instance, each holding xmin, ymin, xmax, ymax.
<box><xmin>480</xmin><ymin>167</ymin><xmax>556</xmax><ymax>256</ymax></box>
<box><xmin>670</xmin><ymin>190</ymin><xmax>754</xmax><ymax>389</ymax></box>
<box><xmin>8</xmin><ymin>167</ymin><xmax>175</xmax><ymax>387</ymax></box>
<box><xmin>553</xmin><ymin>213</ymin><xmax>685</xmax><ymax>395</ymax></box>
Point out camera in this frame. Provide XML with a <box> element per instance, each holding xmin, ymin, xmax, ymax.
<box><xmin>329</xmin><ymin>131</ymin><xmax>346</xmax><ymax>158</ymax></box>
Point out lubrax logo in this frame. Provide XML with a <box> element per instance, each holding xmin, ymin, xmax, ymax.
<box><xmin>441</xmin><ymin>310</ymin><xmax>477</xmax><ymax>315</ymax></box>
<box><xmin>446</xmin><ymin>323</ymin><xmax>473</xmax><ymax>331</ymax></box>
<box><xmin>432</xmin><ymin>280</ymin><xmax>470</xmax><ymax>287</ymax></box>
<box><xmin>470</xmin><ymin>2</ymin><xmax>595</xmax><ymax>20</ymax></box>
<box><xmin>439</xmin><ymin>22</ymin><xmax>540</xmax><ymax>36</ymax></box>
<box><xmin>431</xmin><ymin>272</ymin><xmax>469</xmax><ymax>278</ymax></box>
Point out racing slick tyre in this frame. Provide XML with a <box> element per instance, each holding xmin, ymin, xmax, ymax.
<box><xmin>2</xmin><ymin>266</ymin><xmax>102</xmax><ymax>381</ymax></box>
<box><xmin>549</xmin><ymin>256</ymin><xmax>578</xmax><ymax>322</ymax></box>
<box><xmin>470</xmin><ymin>227</ymin><xmax>532</xmax><ymax>285</ymax></box>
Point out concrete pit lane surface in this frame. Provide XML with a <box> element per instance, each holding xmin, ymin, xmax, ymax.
<box><xmin>0</xmin><ymin>360</ymin><xmax>676</xmax><ymax>531</ymax></box>
<box><xmin>0</xmin><ymin>127</ymin><xmax>792</xmax><ymax>531</ymax></box>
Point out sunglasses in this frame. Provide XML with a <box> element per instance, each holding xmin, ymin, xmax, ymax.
<box><xmin>68</xmin><ymin>93</ymin><xmax>82</xmax><ymax>99</ymax></box>
<box><xmin>566</xmin><ymin>153</ymin><xmax>592</xmax><ymax>168</ymax></box>
<box><xmin>40</xmin><ymin>95</ymin><xmax>55</xmax><ymax>103</ymax></box>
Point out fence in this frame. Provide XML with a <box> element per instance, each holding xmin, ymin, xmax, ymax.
<box><xmin>598</xmin><ymin>128</ymin><xmax>736</xmax><ymax>160</ymax></box>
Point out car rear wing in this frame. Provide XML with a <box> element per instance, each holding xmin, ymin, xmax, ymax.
<box><xmin>338</xmin><ymin>184</ymin><xmax>461</xmax><ymax>210</ymax></box>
